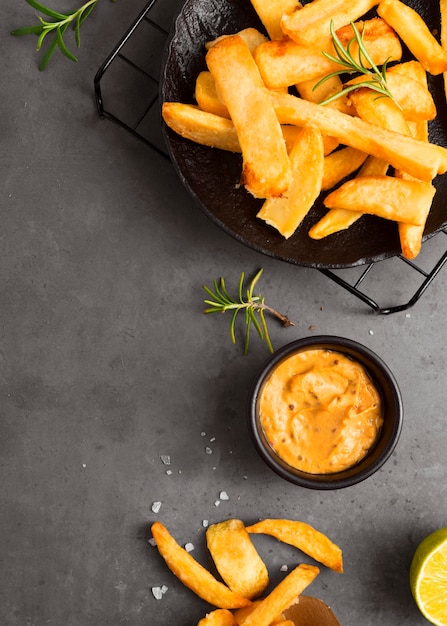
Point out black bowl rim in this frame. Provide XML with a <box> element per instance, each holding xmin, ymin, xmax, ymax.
<box><xmin>247</xmin><ymin>335</ymin><xmax>403</xmax><ymax>490</ymax></box>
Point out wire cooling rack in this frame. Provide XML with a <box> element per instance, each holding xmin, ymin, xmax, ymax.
<box><xmin>94</xmin><ymin>0</ymin><xmax>447</xmax><ymax>314</ymax></box>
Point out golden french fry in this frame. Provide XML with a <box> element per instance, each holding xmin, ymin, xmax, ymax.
<box><xmin>321</xmin><ymin>147</ymin><xmax>368</xmax><ymax>191</ymax></box>
<box><xmin>348</xmin><ymin>87</ymin><xmax>411</xmax><ymax>134</ymax></box>
<box><xmin>347</xmin><ymin>72</ymin><xmax>436</xmax><ymax>121</ymax></box>
<box><xmin>324</xmin><ymin>175</ymin><xmax>436</xmax><ymax>226</ymax></box>
<box><xmin>249</xmin><ymin>0</ymin><xmax>302</xmax><ymax>41</ymax></box>
<box><xmin>246</xmin><ymin>519</ymin><xmax>343</xmax><ymax>573</ymax></box>
<box><xmin>233</xmin><ymin>603</ymin><xmax>286</xmax><ymax>625</ymax></box>
<box><xmin>206</xmin><ymin>27</ymin><xmax>268</xmax><ymax>54</ymax></box>
<box><xmin>239</xmin><ymin>564</ymin><xmax>319</xmax><ymax>626</ymax></box>
<box><xmin>257</xmin><ymin>125</ymin><xmax>324</xmax><ymax>238</ymax></box>
<box><xmin>377</xmin><ymin>0</ymin><xmax>447</xmax><ymax>75</ymax></box>
<box><xmin>195</xmin><ymin>72</ymin><xmax>231</xmax><ymax>119</ymax></box>
<box><xmin>162</xmin><ymin>102</ymin><xmax>335</xmax><ymax>157</ymax></box>
<box><xmin>280</xmin><ymin>0</ymin><xmax>378</xmax><ymax>46</ymax></box>
<box><xmin>198</xmin><ymin>609</ymin><xmax>237</xmax><ymax>626</ymax></box>
<box><xmin>254</xmin><ymin>19</ymin><xmax>402</xmax><ymax>89</ymax></box>
<box><xmin>206</xmin><ymin>519</ymin><xmax>269</xmax><ymax>600</ymax></box>
<box><xmin>162</xmin><ymin>102</ymin><xmax>241</xmax><ymax>152</ymax></box>
<box><xmin>206</xmin><ymin>35</ymin><xmax>292</xmax><ymax>198</ymax></box>
<box><xmin>309</xmin><ymin>153</ymin><xmax>389</xmax><ymax>239</ymax></box>
<box><xmin>151</xmin><ymin>522</ymin><xmax>251</xmax><ymax>609</ymax></box>
<box><xmin>296</xmin><ymin>74</ymin><xmax>354</xmax><ymax>115</ymax></box>
<box><xmin>442</xmin><ymin>0</ymin><xmax>447</xmax><ymax>100</ymax></box>
<box><xmin>271</xmin><ymin>91</ymin><xmax>447</xmax><ymax>181</ymax></box>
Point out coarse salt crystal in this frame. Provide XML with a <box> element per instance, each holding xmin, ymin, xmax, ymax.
<box><xmin>219</xmin><ymin>491</ymin><xmax>229</xmax><ymax>501</ymax></box>
<box><xmin>205</xmin><ymin>447</ymin><xmax>213</xmax><ymax>455</ymax></box>
<box><xmin>151</xmin><ymin>501</ymin><xmax>162</xmax><ymax>514</ymax></box>
<box><xmin>214</xmin><ymin>500</ymin><xmax>220</xmax><ymax>507</ymax></box>
<box><xmin>185</xmin><ymin>543</ymin><xmax>194</xmax><ymax>552</ymax></box>
<box><xmin>202</xmin><ymin>520</ymin><xmax>209</xmax><ymax>528</ymax></box>
<box><xmin>148</xmin><ymin>538</ymin><xmax>156</xmax><ymax>546</ymax></box>
<box><xmin>151</xmin><ymin>585</ymin><xmax>168</xmax><ymax>600</ymax></box>
<box><xmin>160</xmin><ymin>455</ymin><xmax>171</xmax><ymax>465</ymax></box>
<box><xmin>280</xmin><ymin>564</ymin><xmax>288</xmax><ymax>572</ymax></box>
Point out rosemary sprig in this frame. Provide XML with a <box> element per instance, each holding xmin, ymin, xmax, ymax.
<box><xmin>203</xmin><ymin>269</ymin><xmax>294</xmax><ymax>355</ymax></box>
<box><xmin>12</xmin><ymin>0</ymin><xmax>116</xmax><ymax>70</ymax></box>
<box><xmin>314</xmin><ymin>20</ymin><xmax>393</xmax><ymax>106</ymax></box>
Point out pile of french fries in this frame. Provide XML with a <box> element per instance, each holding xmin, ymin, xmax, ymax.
<box><xmin>162</xmin><ymin>0</ymin><xmax>447</xmax><ymax>260</ymax></box>
<box><xmin>151</xmin><ymin>517</ymin><xmax>343</xmax><ymax>625</ymax></box>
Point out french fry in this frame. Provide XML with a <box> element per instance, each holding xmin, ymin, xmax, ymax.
<box><xmin>195</xmin><ymin>72</ymin><xmax>231</xmax><ymax>119</ymax></box>
<box><xmin>233</xmin><ymin>601</ymin><xmax>286</xmax><ymax>625</ymax></box>
<box><xmin>162</xmin><ymin>103</ymin><xmax>241</xmax><ymax>152</ymax></box>
<box><xmin>198</xmin><ymin>609</ymin><xmax>237</xmax><ymax>626</ymax></box>
<box><xmin>347</xmin><ymin>72</ymin><xmax>436</xmax><ymax>121</ymax></box>
<box><xmin>324</xmin><ymin>175</ymin><xmax>436</xmax><ymax>226</ymax></box>
<box><xmin>162</xmin><ymin>102</ymin><xmax>335</xmax><ymax>156</ymax></box>
<box><xmin>377</xmin><ymin>0</ymin><xmax>447</xmax><ymax>75</ymax></box>
<box><xmin>206</xmin><ymin>27</ymin><xmax>268</xmax><ymax>54</ymax></box>
<box><xmin>442</xmin><ymin>0</ymin><xmax>447</xmax><ymax>100</ymax></box>
<box><xmin>238</xmin><ymin>564</ymin><xmax>320</xmax><ymax>626</ymax></box>
<box><xmin>321</xmin><ymin>147</ymin><xmax>368</xmax><ymax>191</ymax></box>
<box><xmin>280</xmin><ymin>0</ymin><xmax>379</xmax><ymax>46</ymax></box>
<box><xmin>348</xmin><ymin>87</ymin><xmax>411</xmax><ymax>134</ymax></box>
<box><xmin>271</xmin><ymin>91</ymin><xmax>447</xmax><ymax>181</ymax></box>
<box><xmin>254</xmin><ymin>19</ymin><xmax>402</xmax><ymax>89</ymax></box>
<box><xmin>257</xmin><ymin>125</ymin><xmax>324</xmax><ymax>238</ymax></box>
<box><xmin>206</xmin><ymin>35</ymin><xmax>292</xmax><ymax>198</ymax></box>
<box><xmin>249</xmin><ymin>0</ymin><xmax>302</xmax><ymax>41</ymax></box>
<box><xmin>246</xmin><ymin>519</ymin><xmax>343</xmax><ymax>573</ymax></box>
<box><xmin>206</xmin><ymin>519</ymin><xmax>269</xmax><ymax>600</ymax></box>
<box><xmin>151</xmin><ymin>522</ymin><xmax>251</xmax><ymax>609</ymax></box>
<box><xmin>296</xmin><ymin>74</ymin><xmax>354</xmax><ymax>115</ymax></box>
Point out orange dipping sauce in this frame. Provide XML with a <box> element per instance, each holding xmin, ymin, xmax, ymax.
<box><xmin>259</xmin><ymin>349</ymin><xmax>383</xmax><ymax>474</ymax></box>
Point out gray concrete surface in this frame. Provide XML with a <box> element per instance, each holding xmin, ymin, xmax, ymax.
<box><xmin>1</xmin><ymin>1</ymin><xmax>447</xmax><ymax>625</ymax></box>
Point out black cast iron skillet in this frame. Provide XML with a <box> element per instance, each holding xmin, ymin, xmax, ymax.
<box><xmin>160</xmin><ymin>0</ymin><xmax>447</xmax><ymax>269</ymax></box>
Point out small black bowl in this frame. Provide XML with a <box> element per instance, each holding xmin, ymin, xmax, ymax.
<box><xmin>247</xmin><ymin>336</ymin><xmax>403</xmax><ymax>490</ymax></box>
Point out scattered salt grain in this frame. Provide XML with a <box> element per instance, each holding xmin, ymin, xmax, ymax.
<box><xmin>205</xmin><ymin>447</ymin><xmax>213</xmax><ymax>455</ymax></box>
<box><xmin>369</xmin><ymin>329</ymin><xmax>374</xmax><ymax>335</ymax></box>
<box><xmin>148</xmin><ymin>538</ymin><xmax>156</xmax><ymax>546</ymax></box>
<box><xmin>214</xmin><ymin>500</ymin><xmax>220</xmax><ymax>507</ymax></box>
<box><xmin>201</xmin><ymin>432</ymin><xmax>206</xmax><ymax>437</ymax></box>
<box><xmin>202</xmin><ymin>520</ymin><xmax>209</xmax><ymax>528</ymax></box>
<box><xmin>219</xmin><ymin>491</ymin><xmax>229</xmax><ymax>501</ymax></box>
<box><xmin>166</xmin><ymin>470</ymin><xmax>173</xmax><ymax>476</ymax></box>
<box><xmin>160</xmin><ymin>455</ymin><xmax>171</xmax><ymax>465</ymax></box>
<box><xmin>185</xmin><ymin>543</ymin><xmax>194</xmax><ymax>552</ymax></box>
<box><xmin>280</xmin><ymin>564</ymin><xmax>288</xmax><ymax>572</ymax></box>
<box><xmin>209</xmin><ymin>437</ymin><xmax>216</xmax><ymax>443</ymax></box>
<box><xmin>151</xmin><ymin>501</ymin><xmax>162</xmax><ymax>514</ymax></box>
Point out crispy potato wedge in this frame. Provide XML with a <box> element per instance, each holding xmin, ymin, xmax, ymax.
<box><xmin>324</xmin><ymin>175</ymin><xmax>436</xmax><ymax>226</ymax></box>
<box><xmin>247</xmin><ymin>519</ymin><xmax>343</xmax><ymax>573</ymax></box>
<box><xmin>206</xmin><ymin>519</ymin><xmax>269</xmax><ymax>600</ymax></box>
<box><xmin>206</xmin><ymin>35</ymin><xmax>292</xmax><ymax>198</ymax></box>
<box><xmin>254</xmin><ymin>19</ymin><xmax>402</xmax><ymax>89</ymax></box>
<box><xmin>377</xmin><ymin>0</ymin><xmax>447</xmax><ymax>75</ymax></box>
<box><xmin>321</xmin><ymin>147</ymin><xmax>368</xmax><ymax>191</ymax></box>
<box><xmin>257</xmin><ymin>125</ymin><xmax>324</xmax><ymax>238</ymax></box>
<box><xmin>238</xmin><ymin>564</ymin><xmax>319</xmax><ymax>626</ymax></box>
<box><xmin>271</xmin><ymin>91</ymin><xmax>447</xmax><ymax>181</ymax></box>
<box><xmin>280</xmin><ymin>0</ymin><xmax>378</xmax><ymax>46</ymax></box>
<box><xmin>198</xmin><ymin>609</ymin><xmax>237</xmax><ymax>626</ymax></box>
<box><xmin>249</xmin><ymin>0</ymin><xmax>302</xmax><ymax>41</ymax></box>
<box><xmin>151</xmin><ymin>522</ymin><xmax>251</xmax><ymax>609</ymax></box>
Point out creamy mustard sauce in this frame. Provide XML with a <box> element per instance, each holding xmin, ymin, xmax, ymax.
<box><xmin>259</xmin><ymin>349</ymin><xmax>383</xmax><ymax>474</ymax></box>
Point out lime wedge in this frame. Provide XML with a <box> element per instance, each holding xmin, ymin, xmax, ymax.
<box><xmin>409</xmin><ymin>528</ymin><xmax>447</xmax><ymax>625</ymax></box>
